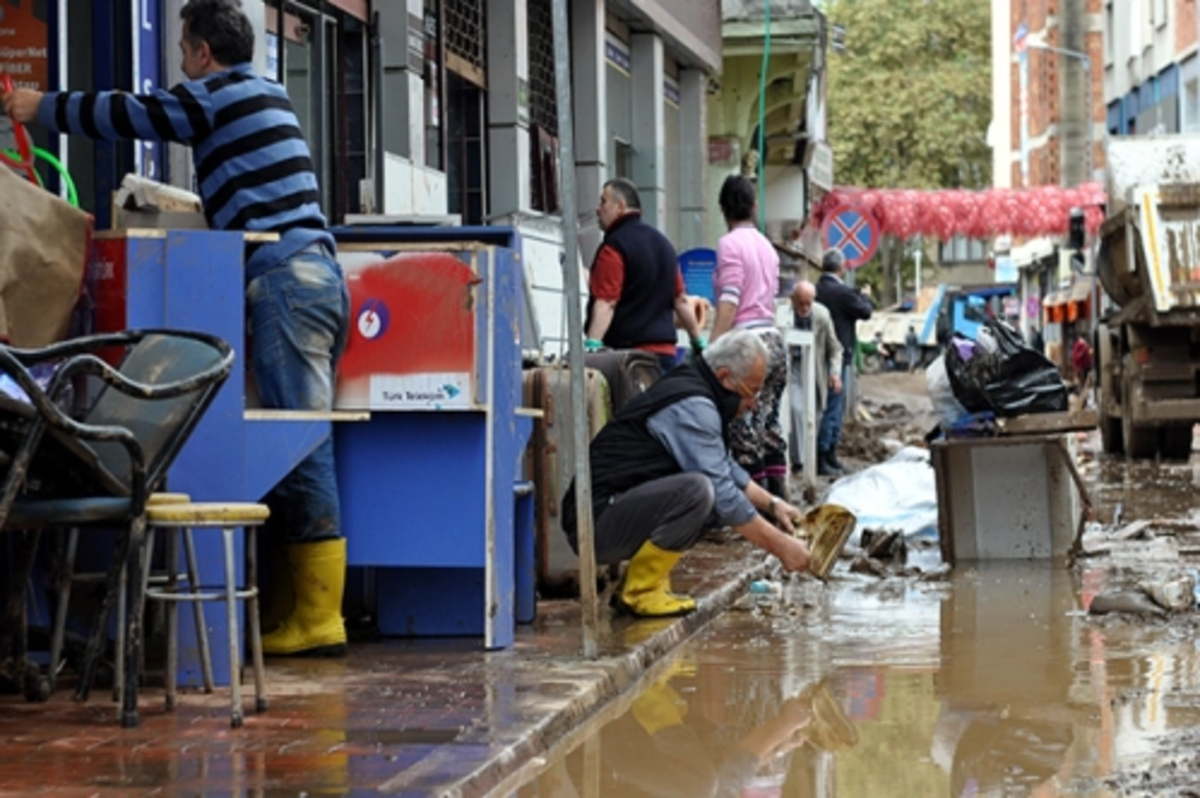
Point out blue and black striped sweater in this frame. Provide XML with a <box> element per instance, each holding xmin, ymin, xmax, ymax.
<box><xmin>38</xmin><ymin>63</ymin><xmax>335</xmax><ymax>280</ymax></box>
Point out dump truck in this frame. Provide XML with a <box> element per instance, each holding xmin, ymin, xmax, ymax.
<box><xmin>1094</xmin><ymin>136</ymin><xmax>1200</xmax><ymax>459</ymax></box>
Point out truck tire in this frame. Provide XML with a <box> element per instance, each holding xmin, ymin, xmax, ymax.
<box><xmin>1160</xmin><ymin>424</ymin><xmax>1195</xmax><ymax>460</ymax></box>
<box><xmin>1121</xmin><ymin>368</ymin><xmax>1157</xmax><ymax>459</ymax></box>
<box><xmin>1099</xmin><ymin>409</ymin><xmax>1124</xmax><ymax>455</ymax></box>
<box><xmin>1096</xmin><ymin>325</ymin><xmax>1123</xmax><ymax>454</ymax></box>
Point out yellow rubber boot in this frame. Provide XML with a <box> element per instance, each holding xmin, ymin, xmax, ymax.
<box><xmin>262</xmin><ymin>538</ymin><xmax>348</xmax><ymax>657</ymax></box>
<box><xmin>616</xmin><ymin>540</ymin><xmax>696</xmax><ymax>617</ymax></box>
<box><xmin>631</xmin><ymin>680</ymin><xmax>689</xmax><ymax>735</ymax></box>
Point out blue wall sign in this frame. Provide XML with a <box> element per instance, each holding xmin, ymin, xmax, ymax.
<box><xmin>134</xmin><ymin>0</ymin><xmax>161</xmax><ymax>180</ymax></box>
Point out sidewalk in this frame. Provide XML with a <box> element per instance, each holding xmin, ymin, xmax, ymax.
<box><xmin>0</xmin><ymin>537</ymin><xmax>771</xmax><ymax>797</ymax></box>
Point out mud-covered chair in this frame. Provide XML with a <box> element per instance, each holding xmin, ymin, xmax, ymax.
<box><xmin>0</xmin><ymin>329</ymin><xmax>233</xmax><ymax>727</ymax></box>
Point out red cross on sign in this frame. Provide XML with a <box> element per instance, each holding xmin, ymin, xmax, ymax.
<box><xmin>820</xmin><ymin>204</ymin><xmax>880</xmax><ymax>269</ymax></box>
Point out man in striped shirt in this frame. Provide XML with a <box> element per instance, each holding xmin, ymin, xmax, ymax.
<box><xmin>3</xmin><ymin>0</ymin><xmax>351</xmax><ymax>658</ymax></box>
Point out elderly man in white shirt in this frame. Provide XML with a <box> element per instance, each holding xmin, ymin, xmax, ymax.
<box><xmin>789</xmin><ymin>280</ymin><xmax>844</xmax><ymax>475</ymax></box>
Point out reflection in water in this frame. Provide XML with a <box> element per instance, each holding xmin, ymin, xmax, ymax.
<box><xmin>518</xmin><ymin>561</ymin><xmax>1200</xmax><ymax>797</ymax></box>
<box><xmin>931</xmin><ymin>562</ymin><xmax>1077</xmax><ymax>795</ymax></box>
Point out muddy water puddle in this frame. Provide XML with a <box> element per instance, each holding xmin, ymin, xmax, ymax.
<box><xmin>1090</xmin><ymin>455</ymin><xmax>1200</xmax><ymax>524</ymax></box>
<box><xmin>515</xmin><ymin>560</ymin><xmax>1200</xmax><ymax>797</ymax></box>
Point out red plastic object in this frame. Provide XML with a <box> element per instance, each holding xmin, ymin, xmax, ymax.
<box><xmin>1</xmin><ymin>73</ymin><xmax>37</xmax><ymax>184</ymax></box>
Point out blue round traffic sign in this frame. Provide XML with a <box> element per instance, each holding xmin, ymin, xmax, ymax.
<box><xmin>820</xmin><ymin>204</ymin><xmax>880</xmax><ymax>269</ymax></box>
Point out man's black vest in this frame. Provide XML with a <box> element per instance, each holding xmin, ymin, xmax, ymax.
<box><xmin>586</xmin><ymin>213</ymin><xmax>678</xmax><ymax>348</ymax></box>
<box><xmin>561</xmin><ymin>357</ymin><xmax>743</xmax><ymax>540</ymax></box>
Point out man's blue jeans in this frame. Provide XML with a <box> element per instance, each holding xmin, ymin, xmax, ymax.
<box><xmin>246</xmin><ymin>249</ymin><xmax>350</xmax><ymax>543</ymax></box>
<box><xmin>817</xmin><ymin>364</ymin><xmax>849</xmax><ymax>454</ymax></box>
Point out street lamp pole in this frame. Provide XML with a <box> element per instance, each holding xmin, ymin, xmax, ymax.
<box><xmin>1027</xmin><ymin>41</ymin><xmax>1092</xmax><ymax>184</ymax></box>
<box><xmin>1028</xmin><ymin>40</ymin><xmax>1099</xmax><ymax>340</ymax></box>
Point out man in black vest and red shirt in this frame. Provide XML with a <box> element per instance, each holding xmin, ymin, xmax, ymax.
<box><xmin>586</xmin><ymin>178</ymin><xmax>705</xmax><ymax>373</ymax></box>
<box><xmin>563</xmin><ymin>329</ymin><xmax>812</xmax><ymax>617</ymax></box>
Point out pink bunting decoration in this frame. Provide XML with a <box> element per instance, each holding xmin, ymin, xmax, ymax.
<box><xmin>809</xmin><ymin>183</ymin><xmax>1106</xmax><ymax>241</ymax></box>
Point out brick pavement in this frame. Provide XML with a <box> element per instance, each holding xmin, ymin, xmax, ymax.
<box><xmin>0</xmin><ymin>538</ymin><xmax>768</xmax><ymax>797</ymax></box>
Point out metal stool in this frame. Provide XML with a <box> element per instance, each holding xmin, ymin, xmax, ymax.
<box><xmin>51</xmin><ymin>493</ymin><xmax>212</xmax><ymax>699</ymax></box>
<box><xmin>144</xmin><ymin>502</ymin><xmax>270</xmax><ymax>727</ymax></box>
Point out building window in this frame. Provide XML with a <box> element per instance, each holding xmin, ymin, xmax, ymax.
<box><xmin>526</xmin><ymin>0</ymin><xmax>558</xmax><ymax>136</ymax></box>
<box><xmin>613</xmin><ymin>139</ymin><xmax>633</xmax><ymax>180</ymax></box>
<box><xmin>445</xmin><ymin>0</ymin><xmax>487</xmax><ymax>86</ymax></box>
<box><xmin>1184</xmin><ymin>77</ymin><xmax>1200</xmax><ymax>133</ymax></box>
<box><xmin>939</xmin><ymin>235</ymin><xmax>986</xmax><ymax>264</ymax></box>
<box><xmin>526</xmin><ymin>0</ymin><xmax>561</xmax><ymax>214</ymax></box>
<box><xmin>443</xmin><ymin>0</ymin><xmax>490</xmax><ymax>214</ymax></box>
<box><xmin>424</xmin><ymin>0</ymin><xmax>443</xmax><ymax>172</ymax></box>
<box><xmin>271</xmin><ymin>2</ymin><xmax>369</xmax><ymax>221</ymax></box>
<box><xmin>446</xmin><ymin>72</ymin><xmax>487</xmax><ymax>224</ymax></box>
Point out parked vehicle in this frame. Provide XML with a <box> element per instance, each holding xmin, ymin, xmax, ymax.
<box><xmin>857</xmin><ymin>284</ymin><xmax>1016</xmax><ymax>369</ymax></box>
<box><xmin>1094</xmin><ymin>136</ymin><xmax>1200</xmax><ymax>459</ymax></box>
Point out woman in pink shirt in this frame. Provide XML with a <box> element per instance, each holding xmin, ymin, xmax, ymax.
<box><xmin>711</xmin><ymin>174</ymin><xmax>788</xmax><ymax>500</ymax></box>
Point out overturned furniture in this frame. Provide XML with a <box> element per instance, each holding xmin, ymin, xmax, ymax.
<box><xmin>932</xmin><ymin>411</ymin><xmax>1095</xmax><ymax>564</ymax></box>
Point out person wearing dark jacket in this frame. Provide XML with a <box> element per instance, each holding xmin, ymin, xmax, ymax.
<box><xmin>814</xmin><ymin>249</ymin><xmax>874</xmax><ymax>476</ymax></box>
<box><xmin>562</xmin><ymin>329</ymin><xmax>812</xmax><ymax>617</ymax></box>
<box><xmin>585</xmin><ymin>178</ymin><xmax>704</xmax><ymax>373</ymax></box>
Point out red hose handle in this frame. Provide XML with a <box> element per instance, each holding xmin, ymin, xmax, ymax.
<box><xmin>1</xmin><ymin>73</ymin><xmax>37</xmax><ymax>184</ymax></box>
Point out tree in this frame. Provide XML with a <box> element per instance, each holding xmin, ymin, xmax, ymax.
<box><xmin>825</xmin><ymin>0</ymin><xmax>991</xmax><ymax>190</ymax></box>
<box><xmin>824</xmin><ymin>0</ymin><xmax>991</xmax><ymax>300</ymax></box>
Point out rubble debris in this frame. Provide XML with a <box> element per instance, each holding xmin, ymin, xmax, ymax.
<box><xmin>849</xmin><ymin>556</ymin><xmax>888</xmax><ymax>577</ymax></box>
<box><xmin>1088</xmin><ymin>590</ymin><xmax>1168</xmax><ymax>617</ymax></box>
<box><xmin>1114</xmin><ymin>520</ymin><xmax>1153</xmax><ymax>541</ymax></box>
<box><xmin>1138</xmin><ymin>574</ymin><xmax>1196</xmax><ymax>613</ymax></box>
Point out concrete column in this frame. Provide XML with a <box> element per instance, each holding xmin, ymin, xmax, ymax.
<box><xmin>488</xmin><ymin>0</ymin><xmax>531</xmax><ymax>218</ymax></box>
<box><xmin>678</xmin><ymin>68</ymin><xmax>707</xmax><ymax>251</ymax></box>
<box><xmin>630</xmin><ymin>32</ymin><xmax>665</xmax><ymax>226</ymax></box>
<box><xmin>377</xmin><ymin>0</ymin><xmax>425</xmax><ymax>165</ymax></box>
<box><xmin>571</xmin><ymin>0</ymin><xmax>607</xmax><ymax>262</ymax></box>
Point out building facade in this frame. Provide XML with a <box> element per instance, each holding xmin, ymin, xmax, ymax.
<box><xmin>993</xmin><ymin>0</ymin><xmax>1104</xmax><ymax>190</ymax></box>
<box><xmin>705</xmin><ymin>0</ymin><xmax>828</xmax><ymax>262</ymax></box>
<box><xmin>1103</xmin><ymin>0</ymin><xmax>1199</xmax><ymax>137</ymax></box>
<box><xmin>0</xmin><ymin>0</ymin><xmax>721</xmax><ymax>358</ymax></box>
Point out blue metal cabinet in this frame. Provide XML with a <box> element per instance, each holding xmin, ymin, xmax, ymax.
<box><xmin>90</xmin><ymin>229</ymin><xmax>330</xmax><ymax>683</ymax></box>
<box><xmin>330</xmin><ymin>226</ymin><xmax>532</xmax><ymax>649</ymax></box>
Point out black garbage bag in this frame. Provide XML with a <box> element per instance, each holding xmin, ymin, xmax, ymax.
<box><xmin>943</xmin><ymin>334</ymin><xmax>992</xmax><ymax>414</ymax></box>
<box><xmin>944</xmin><ymin>320</ymin><xmax>1067</xmax><ymax>417</ymax></box>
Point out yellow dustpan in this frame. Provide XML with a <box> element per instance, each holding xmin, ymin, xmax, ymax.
<box><xmin>795</xmin><ymin>504</ymin><xmax>856</xmax><ymax>580</ymax></box>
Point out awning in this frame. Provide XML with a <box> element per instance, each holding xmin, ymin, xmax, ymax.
<box><xmin>1044</xmin><ymin>291</ymin><xmax>1067</xmax><ymax>308</ymax></box>
<box><xmin>1013</xmin><ymin>237</ymin><xmax>1056</xmax><ymax>269</ymax></box>
<box><xmin>1070</xmin><ymin>276</ymin><xmax>1097</xmax><ymax>302</ymax></box>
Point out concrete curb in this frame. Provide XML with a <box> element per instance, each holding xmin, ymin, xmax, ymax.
<box><xmin>435</xmin><ymin>552</ymin><xmax>776</xmax><ymax>798</ymax></box>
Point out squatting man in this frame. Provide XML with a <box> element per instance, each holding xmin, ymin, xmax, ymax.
<box><xmin>562</xmin><ymin>329</ymin><xmax>812</xmax><ymax>617</ymax></box>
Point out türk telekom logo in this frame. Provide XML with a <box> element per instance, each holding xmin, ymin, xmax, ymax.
<box><xmin>356</xmin><ymin>298</ymin><xmax>389</xmax><ymax>340</ymax></box>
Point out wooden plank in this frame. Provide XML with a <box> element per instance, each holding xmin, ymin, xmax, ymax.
<box><xmin>1114</xmin><ymin>520</ymin><xmax>1153</xmax><ymax>540</ymax></box>
<box><xmin>996</xmin><ymin>408</ymin><xmax>1099</xmax><ymax>435</ymax></box>
<box><xmin>1151</xmin><ymin>518</ymin><xmax>1200</xmax><ymax>531</ymax></box>
<box><xmin>244</xmin><ymin>409</ymin><xmax>370</xmax><ymax>422</ymax></box>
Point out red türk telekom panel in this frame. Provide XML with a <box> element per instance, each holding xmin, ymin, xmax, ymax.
<box><xmin>335</xmin><ymin>252</ymin><xmax>480</xmax><ymax>410</ymax></box>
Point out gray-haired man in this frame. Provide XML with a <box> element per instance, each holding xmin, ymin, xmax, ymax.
<box><xmin>562</xmin><ymin>329</ymin><xmax>812</xmax><ymax>618</ymax></box>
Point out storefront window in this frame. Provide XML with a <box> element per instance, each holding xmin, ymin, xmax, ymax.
<box><xmin>444</xmin><ymin>0</ymin><xmax>488</xmax><ymax>222</ymax></box>
<box><xmin>267</xmin><ymin>1</ymin><xmax>369</xmax><ymax>221</ymax></box>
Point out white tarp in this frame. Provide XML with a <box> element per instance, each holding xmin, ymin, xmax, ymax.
<box><xmin>825</xmin><ymin>446</ymin><xmax>939</xmax><ymax>548</ymax></box>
